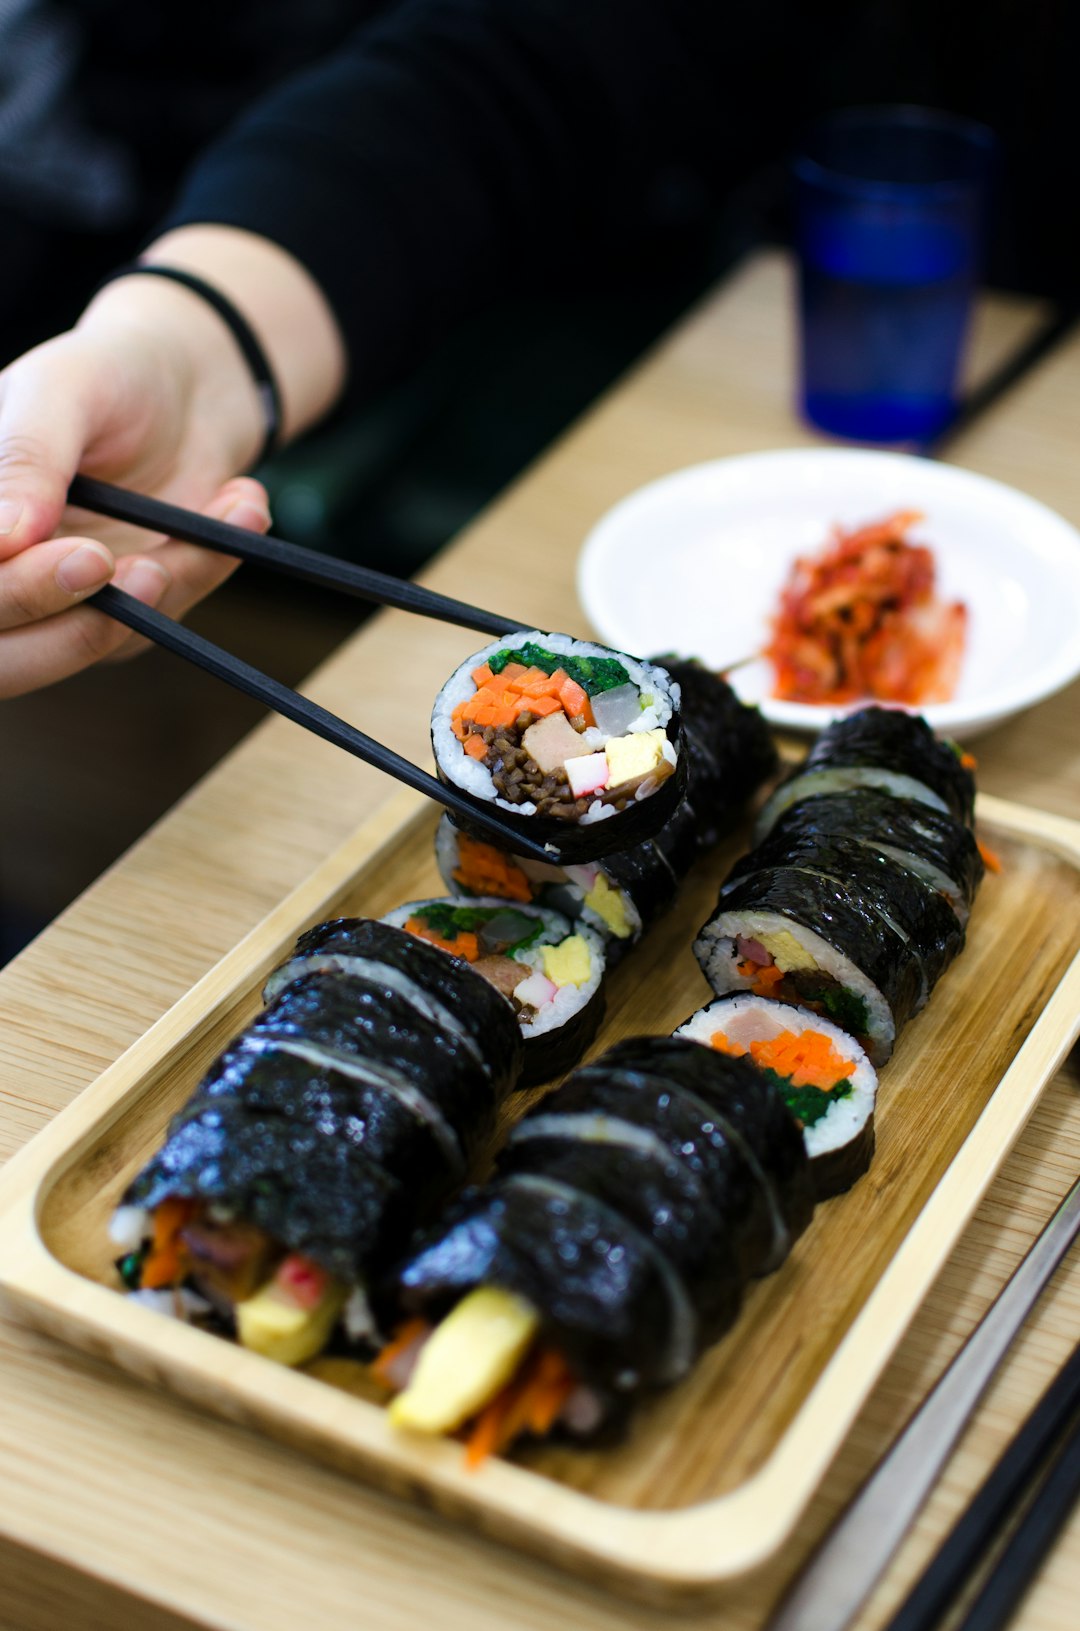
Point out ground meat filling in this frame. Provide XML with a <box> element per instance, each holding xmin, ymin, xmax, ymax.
<box><xmin>465</xmin><ymin>714</ymin><xmax>634</xmax><ymax>821</ymax></box>
<box><xmin>467</xmin><ymin>713</ymin><xmax>588</xmax><ymax>820</ymax></box>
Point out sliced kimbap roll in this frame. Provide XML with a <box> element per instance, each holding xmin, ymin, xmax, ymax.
<box><xmin>676</xmin><ymin>995</ymin><xmax>877</xmax><ymax>1200</ymax></box>
<box><xmin>374</xmin><ymin>1037</ymin><xmax>812</xmax><ymax>1460</ymax></box>
<box><xmin>694</xmin><ymin>866</ymin><xmax>922</xmax><ymax>1066</ymax></box>
<box><xmin>382</xmin><ymin>897</ymin><xmax>606</xmax><ymax>1087</ymax></box>
<box><xmin>724</xmin><ymin>829</ymin><xmax>966</xmax><ymax>1009</ymax></box>
<box><xmin>755</xmin><ymin>706</ymin><xmax>976</xmax><ymax>841</ymax></box>
<box><xmin>760</xmin><ymin>790</ymin><xmax>984</xmax><ymax>926</ymax></box>
<box><xmin>433</xmin><ymin>800</ymin><xmax>699</xmax><ymax>963</ymax></box>
<box><xmin>111</xmin><ymin>919</ymin><xmax>523</xmax><ymax>1365</ymax></box>
<box><xmin>431</xmin><ymin>631</ymin><xmax>686</xmax><ymax>863</ymax></box>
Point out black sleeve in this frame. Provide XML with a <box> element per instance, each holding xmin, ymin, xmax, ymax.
<box><xmin>160</xmin><ymin>0</ymin><xmax>801</xmax><ymax>401</ymax></box>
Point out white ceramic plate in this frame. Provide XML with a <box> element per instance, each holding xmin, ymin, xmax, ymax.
<box><xmin>577</xmin><ymin>448</ymin><xmax>1080</xmax><ymax>740</ymax></box>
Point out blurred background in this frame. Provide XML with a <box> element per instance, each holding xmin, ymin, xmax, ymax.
<box><xmin>0</xmin><ymin>0</ymin><xmax>1074</xmax><ymax>962</ymax></box>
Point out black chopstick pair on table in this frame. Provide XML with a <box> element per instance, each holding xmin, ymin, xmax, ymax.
<box><xmin>67</xmin><ymin>474</ymin><xmax>563</xmax><ymax>862</ymax></box>
<box><xmin>881</xmin><ymin>1340</ymin><xmax>1080</xmax><ymax>1631</ymax></box>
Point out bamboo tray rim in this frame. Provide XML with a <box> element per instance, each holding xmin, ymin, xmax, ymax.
<box><xmin>0</xmin><ymin>788</ymin><xmax>1079</xmax><ymax>1595</ymax></box>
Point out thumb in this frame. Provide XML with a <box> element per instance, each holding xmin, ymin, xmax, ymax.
<box><xmin>0</xmin><ymin>345</ymin><xmax>92</xmax><ymax>562</ymax></box>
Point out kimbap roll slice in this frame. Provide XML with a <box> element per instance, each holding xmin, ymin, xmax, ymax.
<box><xmin>376</xmin><ymin>1037</ymin><xmax>811</xmax><ymax>1460</ymax></box>
<box><xmin>755</xmin><ymin>706</ymin><xmax>976</xmax><ymax>841</ymax></box>
<box><xmin>676</xmin><ymin>995</ymin><xmax>878</xmax><ymax>1200</ymax></box>
<box><xmin>761</xmin><ymin>790</ymin><xmax>984</xmax><ymax>926</ymax></box>
<box><xmin>382</xmin><ymin>897</ymin><xmax>607</xmax><ymax>1087</ymax></box>
<box><xmin>431</xmin><ymin>631</ymin><xmax>686</xmax><ymax>863</ymax></box>
<box><xmin>725</xmin><ymin>830</ymin><xmax>966</xmax><ymax>1008</ymax></box>
<box><xmin>434</xmin><ymin>798</ymin><xmax>700</xmax><ymax>963</ymax></box>
<box><xmin>111</xmin><ymin>918</ymin><xmax>523</xmax><ymax>1367</ymax></box>
<box><xmin>694</xmin><ymin>866</ymin><xmax>923</xmax><ymax>1065</ymax></box>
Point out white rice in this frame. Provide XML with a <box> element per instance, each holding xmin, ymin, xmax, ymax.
<box><xmin>431</xmin><ymin>629</ymin><xmax>680</xmax><ymax>813</ymax></box>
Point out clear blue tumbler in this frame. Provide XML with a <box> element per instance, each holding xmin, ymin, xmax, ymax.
<box><xmin>794</xmin><ymin>106</ymin><xmax>995</xmax><ymax>444</ymax></box>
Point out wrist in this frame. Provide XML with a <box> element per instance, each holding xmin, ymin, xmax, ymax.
<box><xmin>78</xmin><ymin>274</ymin><xmax>267</xmax><ymax>475</ymax></box>
<box><xmin>137</xmin><ymin>226</ymin><xmax>347</xmax><ymax>442</ymax></box>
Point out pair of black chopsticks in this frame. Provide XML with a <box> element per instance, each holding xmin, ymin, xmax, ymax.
<box><xmin>882</xmin><ymin>1338</ymin><xmax>1080</xmax><ymax>1631</ymax></box>
<box><xmin>67</xmin><ymin>474</ymin><xmax>556</xmax><ymax>860</ymax></box>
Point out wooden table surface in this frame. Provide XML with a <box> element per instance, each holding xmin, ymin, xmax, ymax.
<box><xmin>2</xmin><ymin>251</ymin><xmax>1079</xmax><ymax>1631</ymax></box>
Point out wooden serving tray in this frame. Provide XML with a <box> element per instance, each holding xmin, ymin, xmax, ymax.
<box><xmin>0</xmin><ymin>788</ymin><xmax>1078</xmax><ymax>1603</ymax></box>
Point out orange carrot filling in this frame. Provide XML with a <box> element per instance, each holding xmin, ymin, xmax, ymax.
<box><xmin>711</xmin><ymin>1027</ymin><xmax>856</xmax><ymax>1091</ymax></box>
<box><xmin>735</xmin><ymin>955</ymin><xmax>785</xmax><ymax>998</ymax></box>
<box><xmin>977</xmin><ymin>838</ymin><xmax>1002</xmax><ymax>873</ymax></box>
<box><xmin>451</xmin><ymin>835</ymin><xmax>534</xmax><ymax>903</ymax></box>
<box><xmin>140</xmin><ymin>1196</ymin><xmax>197</xmax><ymax>1289</ymax></box>
<box><xmin>369</xmin><ymin>1319</ymin><xmax>431</xmax><ymax>1388</ymax></box>
<box><xmin>463</xmin><ymin>1346</ymin><xmax>576</xmax><ymax>1469</ymax></box>
<box><xmin>403</xmin><ymin>915</ymin><xmax>480</xmax><ymax>962</ymax></box>
<box><xmin>451</xmin><ymin>663</ymin><xmax>596</xmax><ymax>745</ymax></box>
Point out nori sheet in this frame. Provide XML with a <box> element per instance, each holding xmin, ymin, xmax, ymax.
<box><xmin>726</xmin><ymin>832</ymin><xmax>965</xmax><ymax>1003</ymax></box>
<box><xmin>263</xmin><ymin>918</ymin><xmax>523</xmax><ymax>1094</ymax></box>
<box><xmin>801</xmin><ymin>708</ymin><xmax>975</xmax><ymax>824</ymax></box>
<box><xmin>656</xmin><ymin>658</ymin><xmax>779</xmax><ymax>850</ymax></box>
<box><xmin>764</xmin><ymin>790</ymin><xmax>984</xmax><ymax>920</ymax></box>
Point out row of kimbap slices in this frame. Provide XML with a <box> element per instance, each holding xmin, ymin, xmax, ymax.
<box><xmin>368</xmin><ymin>713</ymin><xmax>988</xmax><ymax>1463</ymax></box>
<box><xmin>374</xmin><ymin>1037</ymin><xmax>815</xmax><ymax>1461</ymax></box>
<box><xmin>685</xmin><ymin>706</ymin><xmax>985</xmax><ymax>1198</ymax></box>
<box><xmin>111</xmin><ymin>920</ymin><xmax>524</xmax><ymax>1362</ymax></box>
<box><xmin>108</xmin><ymin>654</ymin><xmax>778</xmax><ymax>1390</ymax></box>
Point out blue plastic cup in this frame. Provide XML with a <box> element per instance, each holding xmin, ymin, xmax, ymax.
<box><xmin>794</xmin><ymin>106</ymin><xmax>995</xmax><ymax>444</ymax></box>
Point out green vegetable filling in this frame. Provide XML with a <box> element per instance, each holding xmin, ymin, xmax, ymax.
<box><xmin>116</xmin><ymin>1250</ymin><xmax>144</xmax><ymax>1290</ymax></box>
<box><xmin>762</xmin><ymin>1069</ymin><xmax>854</xmax><ymax>1128</ymax></box>
<box><xmin>487</xmin><ymin>642</ymin><xmax>631</xmax><ymax>696</ymax></box>
<box><xmin>790</xmin><ymin>974</ymin><xmax>870</xmax><ymax>1037</ymax></box>
<box><xmin>416</xmin><ymin>903</ymin><xmax>543</xmax><ymax>954</ymax></box>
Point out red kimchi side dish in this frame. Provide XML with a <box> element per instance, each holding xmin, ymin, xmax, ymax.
<box><xmin>765</xmin><ymin>511</ymin><xmax>967</xmax><ymax>706</ymax></box>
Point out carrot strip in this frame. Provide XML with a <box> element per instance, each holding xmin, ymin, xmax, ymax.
<box><xmin>470</xmin><ymin>663</ymin><xmax>493</xmax><ymax>688</ymax></box>
<box><xmin>140</xmin><ymin>1196</ymin><xmax>196</xmax><ymax>1289</ymax></box>
<box><xmin>977</xmin><ymin>838</ymin><xmax>1002</xmax><ymax>873</ymax></box>
<box><xmin>463</xmin><ymin>735</ymin><xmax>489</xmax><ymax>760</ymax></box>
<box><xmin>370</xmin><ymin>1319</ymin><xmax>430</xmax><ymax>1386</ymax></box>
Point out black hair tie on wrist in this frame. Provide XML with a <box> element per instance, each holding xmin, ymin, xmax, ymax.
<box><xmin>94</xmin><ymin>262</ymin><xmax>283</xmax><ymax>469</ymax></box>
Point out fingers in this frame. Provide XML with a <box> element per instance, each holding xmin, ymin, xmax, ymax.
<box><xmin>0</xmin><ymin>537</ymin><xmax>114</xmax><ymax>630</ymax></box>
<box><xmin>0</xmin><ymin>555</ymin><xmax>170</xmax><ymax>698</ymax></box>
<box><xmin>101</xmin><ymin>477</ymin><xmax>272</xmax><ymax>662</ymax></box>
<box><xmin>0</xmin><ymin>342</ymin><xmax>91</xmax><ymax>562</ymax></box>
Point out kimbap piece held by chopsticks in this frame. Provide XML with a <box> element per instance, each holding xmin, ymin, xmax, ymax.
<box><xmin>434</xmin><ymin>662</ymin><xmax>777</xmax><ymax>961</ymax></box>
<box><xmin>374</xmin><ymin>1037</ymin><xmax>813</xmax><ymax>1463</ymax></box>
<box><xmin>111</xmin><ymin>920</ymin><xmax>523</xmax><ymax>1363</ymax></box>
<box><xmin>431</xmin><ymin>632</ymin><xmax>686</xmax><ymax>863</ymax></box>
<box><xmin>383</xmin><ymin>897</ymin><xmax>607</xmax><ymax>1087</ymax></box>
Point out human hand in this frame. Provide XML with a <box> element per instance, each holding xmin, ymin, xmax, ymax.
<box><xmin>0</xmin><ymin>271</ymin><xmax>272</xmax><ymax>699</ymax></box>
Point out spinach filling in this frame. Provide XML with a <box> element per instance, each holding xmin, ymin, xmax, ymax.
<box><xmin>788</xmin><ymin>972</ymin><xmax>870</xmax><ymax>1038</ymax></box>
<box><xmin>762</xmin><ymin>1069</ymin><xmax>855</xmax><ymax>1128</ymax></box>
<box><xmin>416</xmin><ymin>903</ymin><xmax>544</xmax><ymax>955</ymax></box>
<box><xmin>488</xmin><ymin>642</ymin><xmax>631</xmax><ymax>697</ymax></box>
